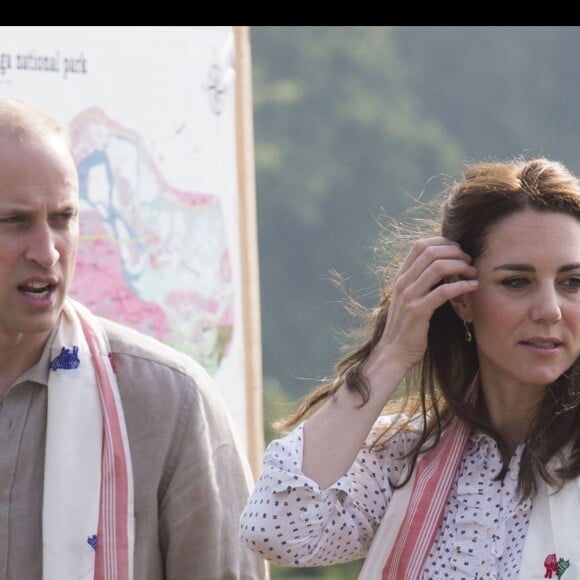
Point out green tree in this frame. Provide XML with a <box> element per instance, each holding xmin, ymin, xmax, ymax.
<box><xmin>251</xmin><ymin>25</ymin><xmax>580</xmax><ymax>580</ymax></box>
<box><xmin>252</xmin><ymin>26</ymin><xmax>462</xmax><ymax>400</ymax></box>
<box><xmin>251</xmin><ymin>26</ymin><xmax>463</xmax><ymax>579</ymax></box>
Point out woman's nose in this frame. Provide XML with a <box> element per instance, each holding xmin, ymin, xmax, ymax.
<box><xmin>530</xmin><ymin>286</ymin><xmax>562</xmax><ymax>324</ymax></box>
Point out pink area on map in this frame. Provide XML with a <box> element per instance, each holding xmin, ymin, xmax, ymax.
<box><xmin>67</xmin><ymin>106</ymin><xmax>235</xmax><ymax>373</ymax></box>
<box><xmin>70</xmin><ymin>210</ymin><xmax>168</xmax><ymax>340</ymax></box>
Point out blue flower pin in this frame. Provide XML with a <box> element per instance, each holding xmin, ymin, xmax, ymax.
<box><xmin>87</xmin><ymin>534</ymin><xmax>97</xmax><ymax>551</ymax></box>
<box><xmin>50</xmin><ymin>346</ymin><xmax>80</xmax><ymax>371</ymax></box>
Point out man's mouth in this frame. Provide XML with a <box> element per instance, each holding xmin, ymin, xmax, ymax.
<box><xmin>19</xmin><ymin>281</ymin><xmax>54</xmax><ymax>298</ymax></box>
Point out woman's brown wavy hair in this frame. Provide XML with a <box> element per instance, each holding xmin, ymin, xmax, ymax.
<box><xmin>276</xmin><ymin>157</ymin><xmax>580</xmax><ymax>499</ymax></box>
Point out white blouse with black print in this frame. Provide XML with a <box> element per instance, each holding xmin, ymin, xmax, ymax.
<box><xmin>241</xmin><ymin>416</ymin><xmax>532</xmax><ymax>579</ymax></box>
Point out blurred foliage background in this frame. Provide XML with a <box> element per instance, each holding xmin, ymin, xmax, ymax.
<box><xmin>249</xmin><ymin>25</ymin><xmax>580</xmax><ymax>578</ymax></box>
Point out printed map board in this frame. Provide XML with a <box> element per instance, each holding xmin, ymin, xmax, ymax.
<box><xmin>0</xmin><ymin>25</ymin><xmax>263</xmax><ymax>473</ymax></box>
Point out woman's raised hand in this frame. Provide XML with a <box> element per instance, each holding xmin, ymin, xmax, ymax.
<box><xmin>365</xmin><ymin>237</ymin><xmax>479</xmax><ymax>383</ymax></box>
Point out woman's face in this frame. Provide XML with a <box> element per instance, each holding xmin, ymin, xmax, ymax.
<box><xmin>463</xmin><ymin>209</ymin><xmax>580</xmax><ymax>395</ymax></box>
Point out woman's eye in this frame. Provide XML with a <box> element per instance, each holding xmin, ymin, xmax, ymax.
<box><xmin>501</xmin><ymin>277</ymin><xmax>529</xmax><ymax>289</ymax></box>
<box><xmin>562</xmin><ymin>277</ymin><xmax>580</xmax><ymax>291</ymax></box>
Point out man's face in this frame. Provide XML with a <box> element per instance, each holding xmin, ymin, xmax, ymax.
<box><xmin>0</xmin><ymin>132</ymin><xmax>79</xmax><ymax>343</ymax></box>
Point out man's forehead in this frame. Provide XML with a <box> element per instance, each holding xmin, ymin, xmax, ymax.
<box><xmin>0</xmin><ymin>130</ymin><xmax>75</xmax><ymax>161</ymax></box>
<box><xmin>0</xmin><ymin>97</ymin><xmax>60</xmax><ymax>132</ymax></box>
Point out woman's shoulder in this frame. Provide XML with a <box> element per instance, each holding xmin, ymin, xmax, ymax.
<box><xmin>366</xmin><ymin>413</ymin><xmax>426</xmax><ymax>454</ymax></box>
<box><xmin>370</xmin><ymin>412</ymin><xmax>426</xmax><ymax>436</ymax></box>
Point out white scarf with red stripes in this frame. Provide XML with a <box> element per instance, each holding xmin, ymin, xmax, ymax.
<box><xmin>359</xmin><ymin>379</ymin><xmax>580</xmax><ymax>579</ymax></box>
<box><xmin>43</xmin><ymin>298</ymin><xmax>134</xmax><ymax>580</ymax></box>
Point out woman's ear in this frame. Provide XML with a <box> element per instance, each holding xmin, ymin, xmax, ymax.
<box><xmin>446</xmin><ymin>275</ymin><xmax>472</xmax><ymax>321</ymax></box>
<box><xmin>450</xmin><ymin>293</ymin><xmax>469</xmax><ymax>320</ymax></box>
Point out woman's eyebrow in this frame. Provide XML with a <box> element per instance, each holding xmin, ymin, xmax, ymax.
<box><xmin>493</xmin><ymin>264</ymin><xmax>534</xmax><ymax>272</ymax></box>
<box><xmin>559</xmin><ymin>263</ymin><xmax>580</xmax><ymax>272</ymax></box>
<box><xmin>493</xmin><ymin>263</ymin><xmax>580</xmax><ymax>272</ymax></box>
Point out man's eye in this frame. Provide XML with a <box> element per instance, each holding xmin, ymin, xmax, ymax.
<box><xmin>57</xmin><ymin>212</ymin><xmax>75</xmax><ymax>221</ymax></box>
<box><xmin>0</xmin><ymin>215</ymin><xmax>25</xmax><ymax>224</ymax></box>
<box><xmin>51</xmin><ymin>212</ymin><xmax>77</xmax><ymax>226</ymax></box>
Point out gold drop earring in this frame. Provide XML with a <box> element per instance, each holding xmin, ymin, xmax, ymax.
<box><xmin>463</xmin><ymin>320</ymin><xmax>473</xmax><ymax>342</ymax></box>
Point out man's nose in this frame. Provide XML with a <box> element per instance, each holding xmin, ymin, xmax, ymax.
<box><xmin>25</xmin><ymin>223</ymin><xmax>59</xmax><ymax>267</ymax></box>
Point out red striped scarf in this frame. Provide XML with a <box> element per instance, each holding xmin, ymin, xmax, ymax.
<box><xmin>78</xmin><ymin>307</ymin><xmax>133</xmax><ymax>579</ymax></box>
<box><xmin>43</xmin><ymin>299</ymin><xmax>134</xmax><ymax>580</ymax></box>
<box><xmin>381</xmin><ymin>387</ymin><xmax>475</xmax><ymax>579</ymax></box>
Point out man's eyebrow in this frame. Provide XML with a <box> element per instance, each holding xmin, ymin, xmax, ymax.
<box><xmin>0</xmin><ymin>207</ymin><xmax>28</xmax><ymax>215</ymax></box>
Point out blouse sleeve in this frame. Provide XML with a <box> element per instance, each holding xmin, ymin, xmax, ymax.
<box><xmin>240</xmin><ymin>417</ymin><xmax>414</xmax><ymax>567</ymax></box>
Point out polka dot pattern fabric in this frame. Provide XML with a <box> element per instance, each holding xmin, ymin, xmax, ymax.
<box><xmin>240</xmin><ymin>417</ymin><xmax>532</xmax><ymax>578</ymax></box>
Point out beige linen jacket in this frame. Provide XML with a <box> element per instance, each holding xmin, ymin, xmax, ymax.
<box><xmin>0</xmin><ymin>315</ymin><xmax>267</xmax><ymax>580</ymax></box>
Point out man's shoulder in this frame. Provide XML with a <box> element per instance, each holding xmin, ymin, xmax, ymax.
<box><xmin>96</xmin><ymin>315</ymin><xmax>211</xmax><ymax>385</ymax></box>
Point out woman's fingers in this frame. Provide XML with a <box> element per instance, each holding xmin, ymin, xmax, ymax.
<box><xmin>396</xmin><ymin>258</ymin><xmax>477</xmax><ymax>312</ymax></box>
<box><xmin>394</xmin><ymin>239</ymin><xmax>476</xmax><ymax>307</ymax></box>
<box><xmin>376</xmin><ymin>237</ymin><xmax>478</xmax><ymax>367</ymax></box>
<box><xmin>396</xmin><ymin>236</ymin><xmax>466</xmax><ymax>275</ymax></box>
<box><xmin>398</xmin><ymin>238</ymin><xmax>472</xmax><ymax>282</ymax></box>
